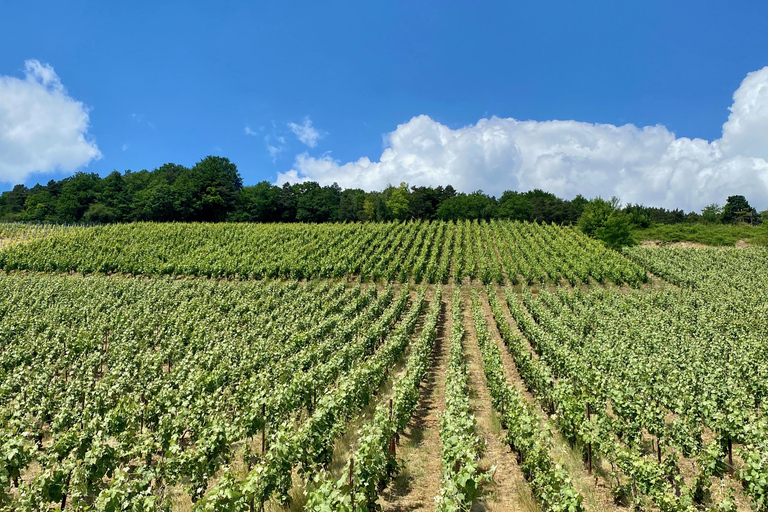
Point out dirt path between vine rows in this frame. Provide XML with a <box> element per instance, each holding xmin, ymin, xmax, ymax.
<box><xmin>462</xmin><ymin>288</ymin><xmax>539</xmax><ymax>512</ymax></box>
<box><xmin>378</xmin><ymin>295</ymin><xmax>449</xmax><ymax>511</ymax></box>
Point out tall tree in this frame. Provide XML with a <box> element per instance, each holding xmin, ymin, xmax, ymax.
<box><xmin>722</xmin><ymin>195</ymin><xmax>758</xmax><ymax>224</ymax></box>
<box><xmin>386</xmin><ymin>183</ymin><xmax>410</xmax><ymax>220</ymax></box>
<box><xmin>235</xmin><ymin>181</ymin><xmax>281</xmax><ymax>222</ymax></box>
<box><xmin>56</xmin><ymin>173</ymin><xmax>101</xmax><ymax>222</ymax></box>
<box><xmin>579</xmin><ymin>197</ymin><xmax>635</xmax><ymax>248</ymax></box>
<box><xmin>2</xmin><ymin>184</ymin><xmax>30</xmax><ymax>218</ymax></box>
<box><xmin>338</xmin><ymin>188</ymin><xmax>367</xmax><ymax>221</ymax></box>
<box><xmin>295</xmin><ymin>182</ymin><xmax>342</xmax><ymax>222</ymax></box>
<box><xmin>578</xmin><ymin>197</ymin><xmax>618</xmax><ymax>237</ymax></box>
<box><xmin>185</xmin><ymin>156</ymin><xmax>243</xmax><ymax>222</ymax></box>
<box><xmin>436</xmin><ymin>191</ymin><xmax>496</xmax><ymax>220</ymax></box>
<box><xmin>96</xmin><ymin>171</ymin><xmax>130</xmax><ymax>221</ymax></box>
<box><xmin>497</xmin><ymin>191</ymin><xmax>533</xmax><ymax>221</ymax></box>
<box><xmin>700</xmin><ymin>203</ymin><xmax>723</xmax><ymax>224</ymax></box>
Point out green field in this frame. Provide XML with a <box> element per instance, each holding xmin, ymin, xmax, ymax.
<box><xmin>633</xmin><ymin>223</ymin><xmax>768</xmax><ymax>246</ymax></box>
<box><xmin>0</xmin><ymin>221</ymin><xmax>644</xmax><ymax>285</ymax></box>
<box><xmin>1</xmin><ymin>222</ymin><xmax>767</xmax><ymax>512</ymax></box>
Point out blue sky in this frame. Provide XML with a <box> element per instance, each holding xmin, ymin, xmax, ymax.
<box><xmin>1</xmin><ymin>1</ymin><xmax>768</xmax><ymax>210</ymax></box>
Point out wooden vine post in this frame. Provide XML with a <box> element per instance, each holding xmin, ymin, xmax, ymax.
<box><xmin>81</xmin><ymin>391</ymin><xmax>87</xmax><ymax>430</ymax></box>
<box><xmin>586</xmin><ymin>402</ymin><xmax>592</xmax><ymax>474</ymax></box>
<box><xmin>389</xmin><ymin>399</ymin><xmax>396</xmax><ymax>457</ymax></box>
<box><xmin>349</xmin><ymin>456</ymin><xmax>355</xmax><ymax>510</ymax></box>
<box><xmin>261</xmin><ymin>403</ymin><xmax>267</xmax><ymax>455</ymax></box>
<box><xmin>728</xmin><ymin>437</ymin><xmax>733</xmax><ymax>474</ymax></box>
<box><xmin>657</xmin><ymin>437</ymin><xmax>661</xmax><ymax>462</ymax></box>
<box><xmin>61</xmin><ymin>470</ymin><xmax>72</xmax><ymax>510</ymax></box>
<box><xmin>101</xmin><ymin>330</ymin><xmax>109</xmax><ymax>375</ymax></box>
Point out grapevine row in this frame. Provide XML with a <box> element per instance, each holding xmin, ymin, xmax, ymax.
<box><xmin>469</xmin><ymin>291</ymin><xmax>585</xmax><ymax>512</ymax></box>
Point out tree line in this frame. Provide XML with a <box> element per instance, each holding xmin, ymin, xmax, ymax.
<box><xmin>0</xmin><ymin>156</ymin><xmax>762</xmax><ymax>229</ymax></box>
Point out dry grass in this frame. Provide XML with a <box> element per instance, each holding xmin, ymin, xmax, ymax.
<box><xmin>462</xmin><ymin>286</ymin><xmax>541</xmax><ymax>512</ymax></box>
<box><xmin>379</xmin><ymin>298</ymin><xmax>449</xmax><ymax>511</ymax></box>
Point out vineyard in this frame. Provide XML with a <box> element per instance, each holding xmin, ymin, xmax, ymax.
<box><xmin>1</xmin><ymin>222</ymin><xmax>768</xmax><ymax>511</ymax></box>
<box><xmin>0</xmin><ymin>220</ymin><xmax>645</xmax><ymax>286</ymax></box>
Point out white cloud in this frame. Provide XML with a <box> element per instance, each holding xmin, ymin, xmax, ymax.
<box><xmin>246</xmin><ymin>122</ymin><xmax>289</xmax><ymax>163</ymax></box>
<box><xmin>719</xmin><ymin>67</ymin><xmax>768</xmax><ymax>161</ymax></box>
<box><xmin>0</xmin><ymin>60</ymin><xmax>101</xmax><ymax>184</ymax></box>
<box><xmin>266</xmin><ymin>135</ymin><xmax>287</xmax><ymax>162</ymax></box>
<box><xmin>279</xmin><ymin>67</ymin><xmax>768</xmax><ymax>211</ymax></box>
<box><xmin>288</xmin><ymin>116</ymin><xmax>322</xmax><ymax>148</ymax></box>
<box><xmin>121</xmin><ymin>143</ymin><xmax>129</xmax><ymax>152</ymax></box>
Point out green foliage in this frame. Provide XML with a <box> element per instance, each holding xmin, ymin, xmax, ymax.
<box><xmin>701</xmin><ymin>203</ymin><xmax>723</xmax><ymax>224</ymax></box>
<box><xmin>234</xmin><ymin>181</ymin><xmax>282</xmax><ymax>222</ymax></box>
<box><xmin>0</xmin><ymin>155</ymin><xmax>764</xmax><ymax>229</ymax></box>
<box><xmin>21</xmin><ymin>189</ymin><xmax>56</xmax><ymax>221</ymax></box>
<box><xmin>436</xmin><ymin>289</ymin><xmax>489</xmax><ymax>510</ymax></box>
<box><xmin>471</xmin><ymin>291</ymin><xmax>585</xmax><ymax>512</ymax></box>
<box><xmin>622</xmin><ymin>202</ymin><xmax>698</xmax><ymax>225</ymax></box>
<box><xmin>0</xmin><ymin>220</ymin><xmax>643</xmax><ymax>285</ymax></box>
<box><xmin>338</xmin><ymin>188</ymin><xmax>367</xmax><ymax>221</ymax></box>
<box><xmin>722</xmin><ymin>195</ymin><xmax>760</xmax><ymax>224</ymax></box>
<box><xmin>4</xmin><ymin>223</ymin><xmax>768</xmax><ymax>510</ymax></box>
<box><xmin>496</xmin><ymin>189</ymin><xmax>586</xmax><ymax>224</ymax></box>
<box><xmin>82</xmin><ymin>203</ymin><xmax>119</xmax><ymax>223</ymax></box>
<box><xmin>436</xmin><ymin>191</ymin><xmax>496</xmax><ymax>220</ymax></box>
<box><xmin>595</xmin><ymin>213</ymin><xmax>636</xmax><ymax>249</ymax></box>
<box><xmin>0</xmin><ymin>275</ymin><xmax>418</xmax><ymax>510</ymax></box>
<box><xmin>408</xmin><ymin>185</ymin><xmax>456</xmax><ymax>220</ymax></box>
<box><xmin>577</xmin><ymin>197</ymin><xmax>616</xmax><ymax>236</ymax></box>
<box><xmin>0</xmin><ymin>184</ymin><xmax>30</xmax><ymax>220</ymax></box>
<box><xmin>306</xmin><ymin>288</ymin><xmax>440</xmax><ymax>510</ymax></box>
<box><xmin>497</xmin><ymin>191</ymin><xmax>533</xmax><ymax>221</ymax></box>
<box><xmin>578</xmin><ymin>197</ymin><xmax>635</xmax><ymax>249</ymax></box>
<box><xmin>502</xmin><ymin>286</ymin><xmax>710</xmax><ymax>511</ymax></box>
<box><xmin>385</xmin><ymin>183</ymin><xmax>410</xmax><ymax>220</ymax></box>
<box><xmin>739</xmin><ymin>447</ymin><xmax>768</xmax><ymax>512</ymax></box>
<box><xmin>623</xmin><ymin>204</ymin><xmax>653</xmax><ymax>228</ymax></box>
<box><xmin>295</xmin><ymin>182</ymin><xmax>342</xmax><ymax>222</ymax></box>
<box><xmin>56</xmin><ymin>172</ymin><xmax>101</xmax><ymax>222</ymax></box>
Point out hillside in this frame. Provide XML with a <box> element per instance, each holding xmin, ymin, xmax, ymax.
<box><xmin>0</xmin><ymin>222</ymin><xmax>765</xmax><ymax>512</ymax></box>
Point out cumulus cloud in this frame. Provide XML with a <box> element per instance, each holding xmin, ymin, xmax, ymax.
<box><xmin>288</xmin><ymin>116</ymin><xmax>322</xmax><ymax>148</ymax></box>
<box><xmin>719</xmin><ymin>67</ymin><xmax>768</xmax><ymax>161</ymax></box>
<box><xmin>279</xmin><ymin>67</ymin><xmax>768</xmax><ymax>211</ymax></box>
<box><xmin>0</xmin><ymin>60</ymin><xmax>101</xmax><ymax>184</ymax></box>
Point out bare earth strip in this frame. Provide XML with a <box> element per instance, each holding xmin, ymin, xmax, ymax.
<box><xmin>378</xmin><ymin>294</ymin><xmax>449</xmax><ymax>511</ymax></box>
<box><xmin>462</xmin><ymin>288</ymin><xmax>540</xmax><ymax>512</ymax></box>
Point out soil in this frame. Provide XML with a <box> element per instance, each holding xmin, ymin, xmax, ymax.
<box><xmin>462</xmin><ymin>287</ymin><xmax>540</xmax><ymax>512</ymax></box>
<box><xmin>379</xmin><ymin>296</ymin><xmax>449</xmax><ymax>511</ymax></box>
